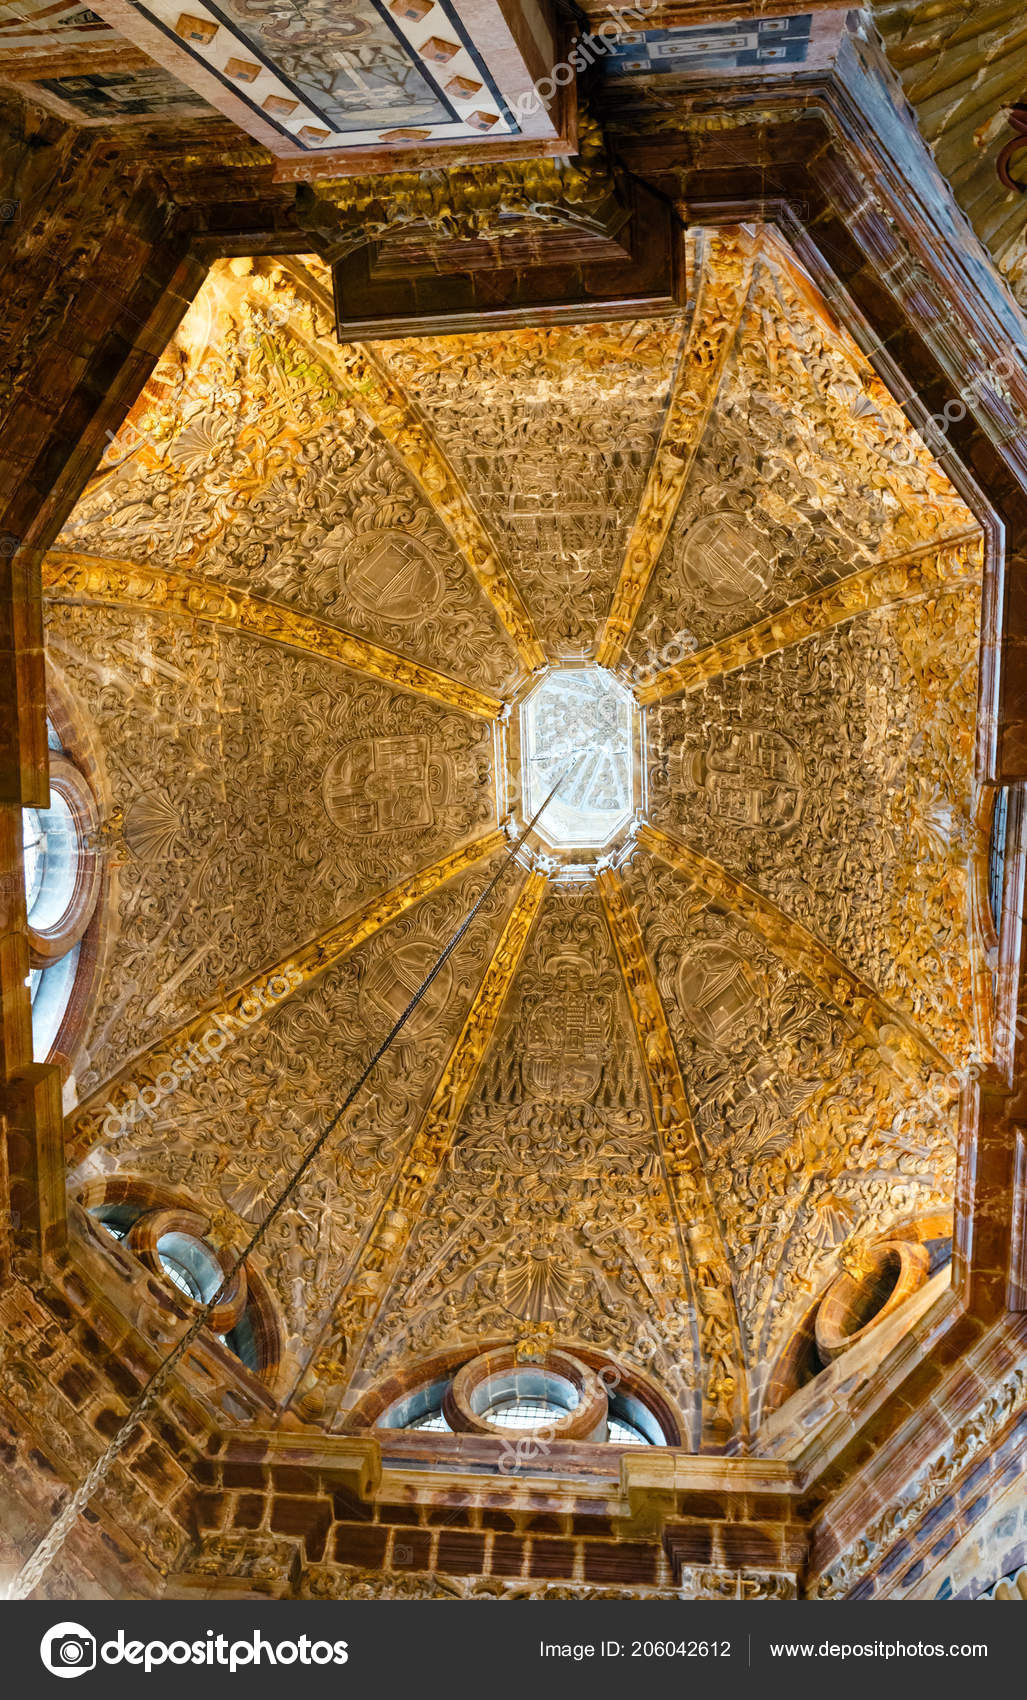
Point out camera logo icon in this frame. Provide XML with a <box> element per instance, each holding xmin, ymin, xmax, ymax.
<box><xmin>40</xmin><ymin>1623</ymin><xmax>97</xmax><ymax>1678</ymax></box>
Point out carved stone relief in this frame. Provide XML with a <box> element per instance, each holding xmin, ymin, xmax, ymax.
<box><xmin>622</xmin><ymin>245</ymin><xmax>977</xmax><ymax>675</ymax></box>
<box><xmin>349</xmin><ymin>884</ymin><xmax>701</xmax><ymax>1432</ymax></box>
<box><xmin>42</xmin><ymin>220</ymin><xmax>981</xmax><ymax>1480</ymax></box>
<box><xmin>46</xmin><ymin>601</ymin><xmax>494</xmax><ymax>1094</ymax></box>
<box><xmin>646</xmin><ymin>584</ymin><xmax>981</xmax><ymax>1068</ymax></box>
<box><xmin>618</xmin><ymin>848</ymin><xmax>956</xmax><ymax>1375</ymax></box>
<box><xmin>58</xmin><ymin>264</ymin><xmax>522</xmax><ymax>699</ymax></box>
<box><xmin>72</xmin><ymin>852</ymin><xmax>519</xmax><ymax>1373</ymax></box>
<box><xmin>375</xmin><ymin>320</ymin><xmax>681</xmax><ymax>659</ymax></box>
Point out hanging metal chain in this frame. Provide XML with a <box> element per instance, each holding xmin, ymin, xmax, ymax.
<box><xmin>8</xmin><ymin>774</ymin><xmax>569</xmax><ymax>1601</ymax></box>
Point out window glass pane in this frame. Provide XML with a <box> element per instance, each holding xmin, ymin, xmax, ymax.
<box><xmin>483</xmin><ymin>1395</ymin><xmax>570</xmax><ymax>1429</ymax></box>
<box><xmin>156</xmin><ymin>1233</ymin><xmax>224</xmax><ymax>1303</ymax></box>
<box><xmin>22</xmin><ymin>808</ymin><xmax>44</xmax><ymax>913</ymax></box>
<box><xmin>31</xmin><ymin>944</ymin><xmax>80</xmax><ymax>1059</ymax></box>
<box><xmin>27</xmin><ymin>789</ymin><xmax>78</xmax><ymax>933</ymax></box>
<box><xmin>158</xmin><ymin>1251</ymin><xmax>204</xmax><ymax>1302</ymax></box>
<box><xmin>607</xmin><ymin>1414</ymin><xmax>650</xmax><ymax>1445</ymax></box>
<box><xmin>406</xmin><ymin>1408</ymin><xmax>451</xmax><ymax>1433</ymax></box>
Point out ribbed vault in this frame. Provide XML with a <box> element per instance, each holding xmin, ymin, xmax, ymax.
<box><xmin>52</xmin><ymin>225</ymin><xmax>985</xmax><ymax>1450</ymax></box>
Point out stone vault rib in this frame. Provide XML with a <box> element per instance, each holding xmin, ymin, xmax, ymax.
<box><xmin>68</xmin><ymin>831</ymin><xmax>507</xmax><ymax>1163</ymax></box>
<box><xmin>43</xmin><ymin>550</ymin><xmax>502</xmax><ymax>721</ymax></box>
<box><xmin>597</xmin><ymin>866</ymin><xmax>748</xmax><ymax>1449</ymax></box>
<box><xmin>277</xmin><ymin>262</ymin><xmax>546</xmax><ymax>674</ymax></box>
<box><xmin>596</xmin><ymin>228</ymin><xmax>756</xmax><ymax>670</ymax></box>
<box><xmin>638</xmin><ymin>823</ymin><xmax>952</xmax><ymax>1074</ymax></box>
<box><xmin>635</xmin><ymin>532</ymin><xmax>984</xmax><ymax>704</ymax></box>
<box><xmin>302</xmin><ymin>870</ymin><xmax>547</xmax><ymax>1410</ymax></box>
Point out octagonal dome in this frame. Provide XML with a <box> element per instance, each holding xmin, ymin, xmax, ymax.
<box><xmin>56</xmin><ymin>231</ymin><xmax>983</xmax><ymax>1454</ymax></box>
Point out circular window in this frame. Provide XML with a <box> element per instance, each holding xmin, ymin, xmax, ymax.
<box><xmin>22</xmin><ymin>736</ymin><xmax>101</xmax><ymax>1062</ymax></box>
<box><xmin>87</xmin><ymin>1202</ymin><xmax>274</xmax><ymax>1380</ymax></box>
<box><xmin>155</xmin><ymin>1231</ymin><xmax>224</xmax><ymax>1304</ymax></box>
<box><xmin>472</xmin><ymin>1366</ymin><xmax>580</xmax><ymax>1431</ymax></box>
<box><xmin>377</xmin><ymin>1348</ymin><xmax>672</xmax><ymax>1446</ymax></box>
<box><xmin>815</xmin><ymin>1241</ymin><xmax>930</xmax><ymax>1362</ymax></box>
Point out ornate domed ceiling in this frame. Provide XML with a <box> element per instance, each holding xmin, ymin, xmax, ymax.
<box><xmin>48</xmin><ymin>223</ymin><xmax>986</xmax><ymax>1452</ymax></box>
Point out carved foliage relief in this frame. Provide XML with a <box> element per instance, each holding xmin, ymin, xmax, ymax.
<box><xmin>72</xmin><ymin>853</ymin><xmax>519</xmax><ymax>1367</ymax></box>
<box><xmin>42</xmin><ymin>222</ymin><xmax>983</xmax><ymax>1451</ymax></box>
<box><xmin>646</xmin><ymin>585</ymin><xmax>981</xmax><ymax>1066</ymax></box>
<box><xmin>57</xmin><ymin>264</ymin><xmax>521</xmax><ymax>699</ymax></box>
<box><xmin>623</xmin><ymin>244</ymin><xmax>977</xmax><ymax>673</ymax></box>
<box><xmin>375</xmin><ymin>320</ymin><xmax>682</xmax><ymax>659</ymax></box>
<box><xmin>619</xmin><ymin>849</ymin><xmax>957</xmax><ymax>1375</ymax></box>
<box><xmin>352</xmin><ymin>884</ymin><xmax>701</xmax><ymax>1430</ymax></box>
<box><xmin>47</xmin><ymin>601</ymin><xmax>494</xmax><ymax>1094</ymax></box>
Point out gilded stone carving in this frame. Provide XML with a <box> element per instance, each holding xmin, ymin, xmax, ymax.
<box><xmin>597</xmin><ymin>227</ymin><xmax>757</xmax><ymax>666</ymax></box>
<box><xmin>621</xmin><ymin>234</ymin><xmax>978</xmax><ymax>682</ymax></box>
<box><xmin>62</xmin><ymin>263</ymin><xmax>527</xmax><ymax>696</ymax></box>
<box><xmin>303</xmin><ymin>871</ymin><xmax>548</xmax><ymax>1403</ymax></box>
<box><xmin>33</xmin><ymin>218</ymin><xmax>986</xmax><ymax>1570</ymax></box>
<box><xmin>273</xmin><ymin>267</ymin><xmax>545</xmax><ymax>672</ymax></box>
<box><xmin>596</xmin><ymin>870</ymin><xmax>745</xmax><ymax>1445</ymax></box>
<box><xmin>44</xmin><ymin>550</ymin><xmax>502</xmax><ymax>720</ymax></box>
<box><xmin>636</xmin><ymin>533</ymin><xmax>983</xmax><ymax>704</ymax></box>
<box><xmin>347</xmin><ymin>885</ymin><xmax>704</xmax><ymax>1437</ymax></box>
<box><xmin>47</xmin><ymin>603</ymin><xmax>496</xmax><ymax>1097</ymax></box>
<box><xmin>376</xmin><ymin>316</ymin><xmax>681</xmax><ymax>660</ymax></box>
<box><xmin>616</xmin><ymin>845</ymin><xmax>956</xmax><ymax>1380</ymax></box>
<box><xmin>293</xmin><ymin>113</ymin><xmax>620</xmax><ymax>254</ymax></box>
<box><xmin>645</xmin><ymin>584</ymin><xmax>982</xmax><ymax>1066</ymax></box>
<box><xmin>638</xmin><ymin>823</ymin><xmax>948</xmax><ymax>1073</ymax></box>
<box><xmin>72</xmin><ymin>853</ymin><xmax>521</xmax><ymax>1371</ymax></box>
<box><xmin>70</xmin><ymin>831</ymin><xmax>505</xmax><ymax>1159</ymax></box>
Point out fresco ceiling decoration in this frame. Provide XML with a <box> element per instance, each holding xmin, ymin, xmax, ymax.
<box><xmin>59</xmin><ymin>0</ymin><xmax>561</xmax><ymax>159</ymax></box>
<box><xmin>52</xmin><ymin>225</ymin><xmax>986</xmax><ymax>1453</ymax></box>
<box><xmin>0</xmin><ymin>0</ymin><xmax>213</xmax><ymax>119</ymax></box>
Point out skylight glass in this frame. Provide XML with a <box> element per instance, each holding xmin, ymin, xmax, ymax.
<box><xmin>521</xmin><ymin>666</ymin><xmax>635</xmax><ymax>850</ymax></box>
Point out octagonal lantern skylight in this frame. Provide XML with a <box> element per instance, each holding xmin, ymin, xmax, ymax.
<box><xmin>520</xmin><ymin>666</ymin><xmax>637</xmax><ymax>852</ymax></box>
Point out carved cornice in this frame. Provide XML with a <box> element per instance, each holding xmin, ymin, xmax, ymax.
<box><xmin>596</xmin><ymin>228</ymin><xmax>755</xmax><ymax>668</ymax></box>
<box><xmin>312</xmin><ymin>870</ymin><xmax>547</xmax><ymax>1399</ymax></box>
<box><xmin>814</xmin><ymin>1364</ymin><xmax>1027</xmax><ymax>1599</ymax></box>
<box><xmin>68</xmin><ymin>832</ymin><xmax>507</xmax><ymax>1161</ymax></box>
<box><xmin>596</xmin><ymin>868</ymin><xmax>746</xmax><ymax>1448</ymax></box>
<box><xmin>292</xmin><ymin>114</ymin><xmax>617</xmax><ymax>256</ymax></box>
<box><xmin>637</xmin><ymin>822</ymin><xmax>952</xmax><ymax>1074</ymax></box>
<box><xmin>275</xmin><ymin>267</ymin><xmax>546</xmax><ymax>673</ymax></box>
<box><xmin>636</xmin><ymin>532</ymin><xmax>985</xmax><ymax>703</ymax></box>
<box><xmin>43</xmin><ymin>551</ymin><xmax>502</xmax><ymax>720</ymax></box>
